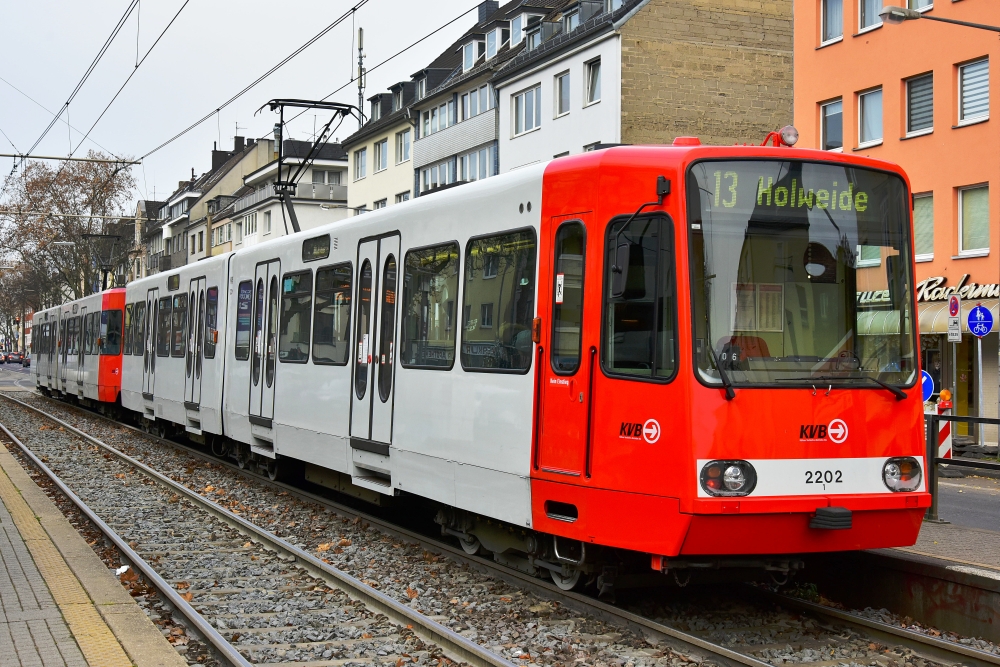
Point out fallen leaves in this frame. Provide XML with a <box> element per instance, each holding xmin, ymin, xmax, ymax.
<box><xmin>406</xmin><ymin>587</ymin><xmax>419</xmax><ymax>599</ymax></box>
<box><xmin>317</xmin><ymin>543</ymin><xmax>331</xmax><ymax>552</ymax></box>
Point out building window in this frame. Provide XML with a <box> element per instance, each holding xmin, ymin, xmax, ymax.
<box><xmin>395</xmin><ymin>129</ymin><xmax>411</xmax><ymax>163</ymax></box>
<box><xmin>395</xmin><ymin>191</ymin><xmax>410</xmax><ymax>203</ymax></box>
<box><xmin>822</xmin><ymin>0</ymin><xmax>843</xmax><ymax>43</ymax></box>
<box><xmin>959</xmin><ymin>185</ymin><xmax>989</xmax><ymax>255</ymax></box>
<box><xmin>463</xmin><ymin>42</ymin><xmax>475</xmax><ymax>71</ymax></box>
<box><xmin>354</xmin><ymin>148</ymin><xmax>367</xmax><ymax>180</ymax></box>
<box><xmin>585</xmin><ymin>59</ymin><xmax>601</xmax><ymax>104</ymax></box>
<box><xmin>821</xmin><ymin>99</ymin><xmax>843</xmax><ymax>151</ymax></box>
<box><xmin>393</xmin><ymin>89</ymin><xmax>403</xmax><ymax>111</ymax></box>
<box><xmin>486</xmin><ymin>30</ymin><xmax>497</xmax><ymax>59</ymax></box>
<box><xmin>328</xmin><ymin>171</ymin><xmax>341</xmax><ymax>185</ymax></box>
<box><xmin>607</xmin><ymin>0</ymin><xmax>623</xmax><ymax>10</ymax></box>
<box><xmin>859</xmin><ymin>0</ymin><xmax>881</xmax><ymax>32</ymax></box>
<box><xmin>416</xmin><ymin>78</ymin><xmax>425</xmax><ymax>100</ymax></box>
<box><xmin>913</xmin><ymin>193</ymin><xmax>934</xmax><ymax>260</ymax></box>
<box><xmin>555</xmin><ymin>71</ymin><xmax>570</xmax><ymax>116</ymax></box>
<box><xmin>859</xmin><ymin>88</ymin><xmax>883</xmax><ymax>146</ymax></box>
<box><xmin>480</xmin><ymin>303</ymin><xmax>494</xmax><ymax>329</ymax></box>
<box><xmin>583</xmin><ymin>141</ymin><xmax>602</xmax><ymax>152</ymax></box>
<box><xmin>564</xmin><ymin>11</ymin><xmax>579</xmax><ymax>32</ymax></box>
<box><xmin>960</xmin><ymin>59</ymin><xmax>989</xmax><ymax>123</ymax></box>
<box><xmin>909</xmin><ymin>0</ymin><xmax>931</xmax><ymax>8</ymax></box>
<box><xmin>375</xmin><ymin>138</ymin><xmax>388</xmax><ymax>172</ymax></box>
<box><xmin>370</xmin><ymin>99</ymin><xmax>381</xmax><ymax>121</ymax></box>
<box><xmin>512</xmin><ymin>15</ymin><xmax>523</xmax><ymax>45</ymax></box>
<box><xmin>527</xmin><ymin>27</ymin><xmax>541</xmax><ymax>50</ymax></box>
<box><xmin>513</xmin><ymin>85</ymin><xmax>542</xmax><ymax>135</ymax></box>
<box><xmin>373</xmin><ymin>199</ymin><xmax>387</xmax><ymax>210</ymax></box>
<box><xmin>191</xmin><ymin>236</ymin><xmax>196</xmax><ymax>255</ymax></box>
<box><xmin>906</xmin><ymin>74</ymin><xmax>933</xmax><ymax>135</ymax></box>
<box><xmin>856</xmin><ymin>245</ymin><xmax>881</xmax><ymax>267</ymax></box>
<box><xmin>198</xmin><ymin>231</ymin><xmax>204</xmax><ymax>251</ymax></box>
<box><xmin>264</xmin><ymin>211</ymin><xmax>271</xmax><ymax>234</ymax></box>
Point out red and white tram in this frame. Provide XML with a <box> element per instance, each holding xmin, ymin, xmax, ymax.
<box><xmin>32</xmin><ymin>138</ymin><xmax>929</xmax><ymax>589</ymax></box>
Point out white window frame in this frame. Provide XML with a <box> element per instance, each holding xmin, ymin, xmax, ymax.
<box><xmin>913</xmin><ymin>192</ymin><xmax>934</xmax><ymax>262</ymax></box>
<box><xmin>374</xmin><ymin>138</ymin><xmax>388</xmax><ymax>173</ymax></box>
<box><xmin>264</xmin><ymin>211</ymin><xmax>271</xmax><ymax>235</ymax></box>
<box><xmin>908</xmin><ymin>0</ymin><xmax>932</xmax><ymax>11</ymax></box>
<box><xmin>858</xmin><ymin>0</ymin><xmax>882</xmax><ymax>34</ymax></box>
<box><xmin>820</xmin><ymin>99</ymin><xmax>844</xmax><ymax>152</ymax></box>
<box><xmin>416</xmin><ymin>78</ymin><xmax>426</xmax><ymax>100</ymax></box>
<box><xmin>959</xmin><ymin>58</ymin><xmax>990</xmax><ymax>125</ymax></box>
<box><xmin>857</xmin><ymin>87</ymin><xmax>883</xmax><ymax>148</ymax></box>
<box><xmin>373</xmin><ymin>199</ymin><xmax>387</xmax><ymax>210</ymax></box>
<box><xmin>512</xmin><ymin>84</ymin><xmax>542</xmax><ymax>137</ymax></box>
<box><xmin>555</xmin><ymin>71</ymin><xmax>570</xmax><ymax>117</ymax></box>
<box><xmin>395</xmin><ymin>129</ymin><xmax>411</xmax><ymax>164</ymax></box>
<box><xmin>463</xmin><ymin>42</ymin><xmax>476</xmax><ymax>72</ymax></box>
<box><xmin>395</xmin><ymin>191</ymin><xmax>410</xmax><ymax>203</ymax></box>
<box><xmin>511</xmin><ymin>15</ymin><xmax>523</xmax><ymax>45</ymax></box>
<box><xmin>486</xmin><ymin>30</ymin><xmax>497</xmax><ymax>59</ymax></box>
<box><xmin>905</xmin><ymin>73</ymin><xmax>934</xmax><ymax>138</ymax></box>
<box><xmin>856</xmin><ymin>245</ymin><xmax>881</xmax><ymax>267</ymax></box>
<box><xmin>564</xmin><ymin>10</ymin><xmax>579</xmax><ymax>32</ymax></box>
<box><xmin>353</xmin><ymin>147</ymin><xmax>367</xmax><ymax>181</ymax></box>
<box><xmin>584</xmin><ymin>58</ymin><xmax>601</xmax><ymax>106</ymax></box>
<box><xmin>958</xmin><ymin>184</ymin><xmax>990</xmax><ymax>257</ymax></box>
<box><xmin>820</xmin><ymin>0</ymin><xmax>844</xmax><ymax>46</ymax></box>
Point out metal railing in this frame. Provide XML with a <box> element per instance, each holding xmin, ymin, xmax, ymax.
<box><xmin>924</xmin><ymin>413</ymin><xmax>1000</xmax><ymax>522</ymax></box>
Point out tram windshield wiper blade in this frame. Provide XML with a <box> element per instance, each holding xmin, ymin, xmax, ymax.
<box><xmin>777</xmin><ymin>374</ymin><xmax>907</xmax><ymax>401</ymax></box>
<box><xmin>707</xmin><ymin>346</ymin><xmax>736</xmax><ymax>400</ymax></box>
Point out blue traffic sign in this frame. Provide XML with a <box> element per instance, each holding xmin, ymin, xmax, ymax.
<box><xmin>921</xmin><ymin>370</ymin><xmax>934</xmax><ymax>402</ymax></box>
<box><xmin>968</xmin><ymin>304</ymin><xmax>994</xmax><ymax>338</ymax></box>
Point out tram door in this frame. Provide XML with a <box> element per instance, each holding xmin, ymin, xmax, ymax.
<box><xmin>185</xmin><ymin>277</ymin><xmax>206</xmax><ymax>407</ymax></box>
<box><xmin>76</xmin><ymin>307</ymin><xmax>86</xmax><ymax>391</ymax></box>
<box><xmin>249</xmin><ymin>260</ymin><xmax>280</xmax><ymax>425</ymax></box>
<box><xmin>536</xmin><ymin>217</ymin><xmax>594</xmax><ymax>476</ymax></box>
<box><xmin>143</xmin><ymin>288</ymin><xmax>158</xmax><ymax>396</ymax></box>
<box><xmin>350</xmin><ymin>234</ymin><xmax>400</xmax><ymax>445</ymax></box>
<box><xmin>59</xmin><ymin>314</ymin><xmax>69</xmax><ymax>391</ymax></box>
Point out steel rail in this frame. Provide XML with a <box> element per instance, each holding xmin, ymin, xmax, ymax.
<box><xmin>0</xmin><ymin>420</ymin><xmax>253</xmax><ymax>667</ymax></box>
<box><xmin>12</xmin><ymin>389</ymin><xmax>1000</xmax><ymax>667</ymax></box>
<box><xmin>0</xmin><ymin>393</ymin><xmax>518</xmax><ymax>667</ymax></box>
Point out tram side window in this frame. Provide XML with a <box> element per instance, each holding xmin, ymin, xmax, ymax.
<box><xmin>133</xmin><ymin>303</ymin><xmax>146</xmax><ymax>356</ymax></box>
<box><xmin>204</xmin><ymin>287</ymin><xmax>219</xmax><ymax>359</ymax></box>
<box><xmin>279</xmin><ymin>271</ymin><xmax>312</xmax><ymax>363</ymax></box>
<box><xmin>312</xmin><ymin>264</ymin><xmax>352</xmax><ymax>365</ymax></box>
<box><xmin>123</xmin><ymin>305</ymin><xmax>133</xmax><ymax>355</ymax></box>
<box><xmin>234</xmin><ymin>280</ymin><xmax>253</xmax><ymax>360</ymax></box>
<box><xmin>461</xmin><ymin>229</ymin><xmax>537</xmax><ymax>371</ymax></box>
<box><xmin>401</xmin><ymin>242</ymin><xmax>460</xmax><ymax>369</ymax></box>
<box><xmin>156</xmin><ymin>297</ymin><xmax>171</xmax><ymax>357</ymax></box>
<box><xmin>551</xmin><ymin>222</ymin><xmax>586</xmax><ymax>373</ymax></box>
<box><xmin>101</xmin><ymin>310</ymin><xmax>122</xmax><ymax>355</ymax></box>
<box><xmin>91</xmin><ymin>313</ymin><xmax>100</xmax><ymax>355</ymax></box>
<box><xmin>171</xmin><ymin>294</ymin><xmax>187</xmax><ymax>358</ymax></box>
<box><xmin>85</xmin><ymin>313</ymin><xmax>95</xmax><ymax>355</ymax></box>
<box><xmin>603</xmin><ymin>215</ymin><xmax>677</xmax><ymax>380</ymax></box>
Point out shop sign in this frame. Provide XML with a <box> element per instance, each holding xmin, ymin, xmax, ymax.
<box><xmin>915</xmin><ymin>275</ymin><xmax>1000</xmax><ymax>303</ymax></box>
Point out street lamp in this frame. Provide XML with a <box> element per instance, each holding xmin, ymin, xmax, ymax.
<box><xmin>879</xmin><ymin>6</ymin><xmax>1000</xmax><ymax>32</ymax></box>
<box><xmin>51</xmin><ymin>241</ymin><xmax>76</xmax><ymax>247</ymax></box>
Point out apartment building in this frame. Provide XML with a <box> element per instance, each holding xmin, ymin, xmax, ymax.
<box><xmin>795</xmin><ymin>0</ymin><xmax>1000</xmax><ymax>442</ymax></box>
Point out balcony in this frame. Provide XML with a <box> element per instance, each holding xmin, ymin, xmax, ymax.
<box><xmin>146</xmin><ymin>251</ymin><xmax>163</xmax><ymax>274</ymax></box>
<box><xmin>234</xmin><ymin>182</ymin><xmax>347</xmax><ymax>213</ymax></box>
<box><xmin>413</xmin><ymin>111</ymin><xmax>496</xmax><ymax>169</ymax></box>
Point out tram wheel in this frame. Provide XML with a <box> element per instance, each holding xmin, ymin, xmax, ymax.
<box><xmin>265</xmin><ymin>459</ymin><xmax>279</xmax><ymax>481</ymax></box>
<box><xmin>236</xmin><ymin>447</ymin><xmax>250</xmax><ymax>470</ymax></box>
<box><xmin>550</xmin><ymin>567</ymin><xmax>582</xmax><ymax>591</ymax></box>
<box><xmin>458</xmin><ymin>534</ymin><xmax>482</xmax><ymax>555</ymax></box>
<box><xmin>210</xmin><ymin>437</ymin><xmax>228</xmax><ymax>458</ymax></box>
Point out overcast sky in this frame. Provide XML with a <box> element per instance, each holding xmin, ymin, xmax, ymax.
<box><xmin>1</xmin><ymin>0</ymin><xmax>477</xmax><ymax>206</ymax></box>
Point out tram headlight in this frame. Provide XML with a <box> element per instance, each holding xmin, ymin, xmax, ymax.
<box><xmin>882</xmin><ymin>457</ymin><xmax>922</xmax><ymax>492</ymax></box>
<box><xmin>700</xmin><ymin>460</ymin><xmax>757</xmax><ymax>497</ymax></box>
<box><xmin>779</xmin><ymin>125</ymin><xmax>799</xmax><ymax>146</ymax></box>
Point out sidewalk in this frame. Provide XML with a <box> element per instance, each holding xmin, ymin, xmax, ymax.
<box><xmin>0</xmin><ymin>442</ymin><xmax>186</xmax><ymax>667</ymax></box>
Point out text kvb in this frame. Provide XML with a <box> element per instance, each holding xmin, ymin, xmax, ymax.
<box><xmin>619</xmin><ymin>422</ymin><xmax>644</xmax><ymax>439</ymax></box>
<box><xmin>800</xmin><ymin>424</ymin><xmax>828</xmax><ymax>439</ymax></box>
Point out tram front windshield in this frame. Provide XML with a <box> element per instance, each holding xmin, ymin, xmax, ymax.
<box><xmin>687</xmin><ymin>159</ymin><xmax>915</xmax><ymax>388</ymax></box>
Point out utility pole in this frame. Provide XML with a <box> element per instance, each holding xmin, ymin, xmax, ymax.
<box><xmin>357</xmin><ymin>27</ymin><xmax>366</xmax><ymax>130</ymax></box>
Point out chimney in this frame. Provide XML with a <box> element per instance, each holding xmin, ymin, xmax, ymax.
<box><xmin>234</xmin><ymin>136</ymin><xmax>245</xmax><ymax>152</ymax></box>
<box><xmin>191</xmin><ymin>168</ymin><xmax>195</xmax><ymax>181</ymax></box>
<box><xmin>478</xmin><ymin>0</ymin><xmax>498</xmax><ymax>23</ymax></box>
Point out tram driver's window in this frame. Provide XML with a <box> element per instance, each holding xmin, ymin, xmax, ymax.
<box><xmin>551</xmin><ymin>222</ymin><xmax>586</xmax><ymax>374</ymax></box>
<box><xmin>401</xmin><ymin>242</ymin><xmax>460</xmax><ymax>369</ymax></box>
<box><xmin>312</xmin><ymin>264</ymin><xmax>353</xmax><ymax>365</ymax></box>
<box><xmin>279</xmin><ymin>271</ymin><xmax>312</xmax><ymax>363</ymax></box>
<box><xmin>603</xmin><ymin>215</ymin><xmax>677</xmax><ymax>380</ymax></box>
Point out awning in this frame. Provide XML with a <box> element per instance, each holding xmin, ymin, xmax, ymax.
<box><xmin>857</xmin><ymin>299</ymin><xmax>999</xmax><ymax>336</ymax></box>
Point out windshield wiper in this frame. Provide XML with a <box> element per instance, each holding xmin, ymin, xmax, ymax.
<box><xmin>707</xmin><ymin>346</ymin><xmax>736</xmax><ymax>400</ymax></box>
<box><xmin>776</xmin><ymin>374</ymin><xmax>907</xmax><ymax>401</ymax></box>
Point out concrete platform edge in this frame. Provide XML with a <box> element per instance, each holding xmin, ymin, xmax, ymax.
<box><xmin>0</xmin><ymin>443</ymin><xmax>186</xmax><ymax>667</ymax></box>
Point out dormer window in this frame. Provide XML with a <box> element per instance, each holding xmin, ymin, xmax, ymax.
<box><xmin>511</xmin><ymin>15</ymin><xmax>523</xmax><ymax>45</ymax></box>
<box><xmin>416</xmin><ymin>78</ymin><xmax>426</xmax><ymax>100</ymax></box>
<box><xmin>463</xmin><ymin>42</ymin><xmax>476</xmax><ymax>71</ymax></box>
<box><xmin>486</xmin><ymin>30</ymin><xmax>497</xmax><ymax>59</ymax></box>
<box><xmin>564</xmin><ymin>10</ymin><xmax>579</xmax><ymax>32</ymax></box>
<box><xmin>370</xmin><ymin>99</ymin><xmax>381</xmax><ymax>121</ymax></box>
<box><xmin>606</xmin><ymin>0</ymin><xmax>622</xmax><ymax>11</ymax></box>
<box><xmin>526</xmin><ymin>26</ymin><xmax>541</xmax><ymax>50</ymax></box>
<box><xmin>393</xmin><ymin>89</ymin><xmax>403</xmax><ymax>111</ymax></box>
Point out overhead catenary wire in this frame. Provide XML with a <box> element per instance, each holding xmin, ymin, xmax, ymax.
<box><xmin>139</xmin><ymin>0</ymin><xmax>370</xmax><ymax>161</ymax></box>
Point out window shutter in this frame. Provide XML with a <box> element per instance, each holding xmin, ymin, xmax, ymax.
<box><xmin>962</xmin><ymin>187</ymin><xmax>990</xmax><ymax>251</ymax></box>
<box><xmin>961</xmin><ymin>60</ymin><xmax>989</xmax><ymax>120</ymax></box>
<box><xmin>907</xmin><ymin>75</ymin><xmax>933</xmax><ymax>133</ymax></box>
<box><xmin>913</xmin><ymin>196</ymin><xmax>934</xmax><ymax>257</ymax></box>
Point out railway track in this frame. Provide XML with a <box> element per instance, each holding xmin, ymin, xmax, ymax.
<box><xmin>3</xmin><ymin>389</ymin><xmax>1000</xmax><ymax>667</ymax></box>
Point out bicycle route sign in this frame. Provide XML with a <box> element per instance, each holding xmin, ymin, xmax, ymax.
<box><xmin>968</xmin><ymin>304</ymin><xmax>993</xmax><ymax>339</ymax></box>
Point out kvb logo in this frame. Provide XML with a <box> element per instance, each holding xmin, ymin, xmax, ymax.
<box><xmin>799</xmin><ymin>419</ymin><xmax>849</xmax><ymax>443</ymax></box>
<box><xmin>619</xmin><ymin>419</ymin><xmax>661</xmax><ymax>443</ymax></box>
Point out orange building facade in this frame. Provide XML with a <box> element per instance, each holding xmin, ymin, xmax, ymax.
<box><xmin>795</xmin><ymin>0</ymin><xmax>1000</xmax><ymax>439</ymax></box>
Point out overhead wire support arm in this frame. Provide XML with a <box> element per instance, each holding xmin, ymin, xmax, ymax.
<box><xmin>256</xmin><ymin>99</ymin><xmax>362</xmax><ymax>234</ymax></box>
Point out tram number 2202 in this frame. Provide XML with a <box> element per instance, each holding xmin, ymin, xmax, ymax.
<box><xmin>805</xmin><ymin>470</ymin><xmax>843</xmax><ymax>484</ymax></box>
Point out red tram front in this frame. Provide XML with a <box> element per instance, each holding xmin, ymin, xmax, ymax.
<box><xmin>528</xmin><ymin>140</ymin><xmax>928</xmax><ymax>568</ymax></box>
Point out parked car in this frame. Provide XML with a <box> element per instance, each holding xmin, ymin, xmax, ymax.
<box><xmin>0</xmin><ymin>351</ymin><xmax>9</xmax><ymax>363</ymax></box>
<box><xmin>21</xmin><ymin>354</ymin><xmax>29</xmax><ymax>368</ymax></box>
<box><xmin>8</xmin><ymin>351</ymin><xmax>23</xmax><ymax>364</ymax></box>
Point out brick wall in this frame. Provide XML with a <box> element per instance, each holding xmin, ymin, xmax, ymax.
<box><xmin>619</xmin><ymin>0</ymin><xmax>793</xmax><ymax>147</ymax></box>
